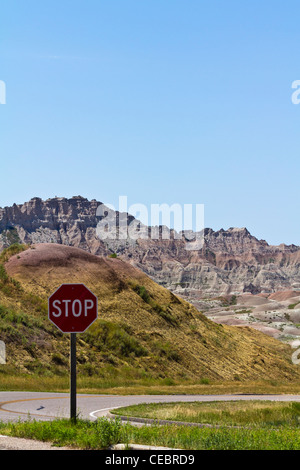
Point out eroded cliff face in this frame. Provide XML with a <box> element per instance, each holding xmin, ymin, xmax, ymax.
<box><xmin>0</xmin><ymin>196</ymin><xmax>108</xmax><ymax>255</ymax></box>
<box><xmin>116</xmin><ymin>228</ymin><xmax>300</xmax><ymax>301</ymax></box>
<box><xmin>1</xmin><ymin>196</ymin><xmax>300</xmax><ymax>301</ymax></box>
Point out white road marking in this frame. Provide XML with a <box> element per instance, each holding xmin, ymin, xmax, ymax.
<box><xmin>89</xmin><ymin>407</ymin><xmax>119</xmax><ymax>420</ymax></box>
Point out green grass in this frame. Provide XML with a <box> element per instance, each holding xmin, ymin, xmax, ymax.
<box><xmin>0</xmin><ymin>417</ymin><xmax>126</xmax><ymax>450</ymax></box>
<box><xmin>126</xmin><ymin>422</ymin><xmax>300</xmax><ymax>450</ymax></box>
<box><xmin>113</xmin><ymin>400</ymin><xmax>300</xmax><ymax>428</ymax></box>
<box><xmin>84</xmin><ymin>319</ymin><xmax>148</xmax><ymax>358</ymax></box>
<box><xmin>288</xmin><ymin>302</ymin><xmax>300</xmax><ymax>310</ymax></box>
<box><xmin>2</xmin><ymin>415</ymin><xmax>300</xmax><ymax>450</ymax></box>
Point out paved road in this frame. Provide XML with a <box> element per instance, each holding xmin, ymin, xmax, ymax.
<box><xmin>1</xmin><ymin>391</ymin><xmax>300</xmax><ymax>423</ymax></box>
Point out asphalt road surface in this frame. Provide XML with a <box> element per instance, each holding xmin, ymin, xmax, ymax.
<box><xmin>1</xmin><ymin>391</ymin><xmax>300</xmax><ymax>423</ymax></box>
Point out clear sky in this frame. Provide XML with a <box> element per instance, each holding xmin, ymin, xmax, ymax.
<box><xmin>1</xmin><ymin>0</ymin><xmax>300</xmax><ymax>245</ymax></box>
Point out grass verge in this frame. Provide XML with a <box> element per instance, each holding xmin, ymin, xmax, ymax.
<box><xmin>0</xmin><ymin>417</ymin><xmax>126</xmax><ymax>450</ymax></box>
<box><xmin>113</xmin><ymin>400</ymin><xmax>300</xmax><ymax>427</ymax></box>
<box><xmin>126</xmin><ymin>423</ymin><xmax>300</xmax><ymax>450</ymax></box>
<box><xmin>2</xmin><ymin>371</ymin><xmax>300</xmax><ymax>395</ymax></box>
<box><xmin>1</xmin><ymin>415</ymin><xmax>300</xmax><ymax>450</ymax></box>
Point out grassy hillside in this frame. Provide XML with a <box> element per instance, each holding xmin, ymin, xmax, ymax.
<box><xmin>0</xmin><ymin>243</ymin><xmax>299</xmax><ymax>391</ymax></box>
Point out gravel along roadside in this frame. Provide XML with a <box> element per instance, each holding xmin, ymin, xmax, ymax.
<box><xmin>0</xmin><ymin>435</ymin><xmax>73</xmax><ymax>450</ymax></box>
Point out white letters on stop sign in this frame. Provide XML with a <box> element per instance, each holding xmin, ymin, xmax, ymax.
<box><xmin>51</xmin><ymin>299</ymin><xmax>95</xmax><ymax>317</ymax></box>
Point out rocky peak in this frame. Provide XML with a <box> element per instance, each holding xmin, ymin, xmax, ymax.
<box><xmin>0</xmin><ymin>196</ymin><xmax>300</xmax><ymax>299</ymax></box>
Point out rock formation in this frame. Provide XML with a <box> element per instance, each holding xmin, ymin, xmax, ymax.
<box><xmin>1</xmin><ymin>196</ymin><xmax>300</xmax><ymax>304</ymax></box>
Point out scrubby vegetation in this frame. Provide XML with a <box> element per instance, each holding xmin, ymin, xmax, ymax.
<box><xmin>132</xmin><ymin>283</ymin><xmax>179</xmax><ymax>326</ymax></box>
<box><xmin>0</xmin><ymin>243</ymin><xmax>29</xmax><ymax>263</ymax></box>
<box><xmin>84</xmin><ymin>320</ymin><xmax>148</xmax><ymax>359</ymax></box>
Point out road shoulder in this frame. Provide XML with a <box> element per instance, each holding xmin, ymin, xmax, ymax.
<box><xmin>0</xmin><ymin>434</ymin><xmax>73</xmax><ymax>450</ymax></box>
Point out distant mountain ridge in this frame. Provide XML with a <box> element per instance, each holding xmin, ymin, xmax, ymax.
<box><xmin>1</xmin><ymin>196</ymin><xmax>300</xmax><ymax>304</ymax></box>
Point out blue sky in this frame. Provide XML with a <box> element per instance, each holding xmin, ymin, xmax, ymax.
<box><xmin>1</xmin><ymin>0</ymin><xmax>300</xmax><ymax>245</ymax></box>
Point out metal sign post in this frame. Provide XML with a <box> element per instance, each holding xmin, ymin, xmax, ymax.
<box><xmin>70</xmin><ymin>333</ymin><xmax>77</xmax><ymax>423</ymax></box>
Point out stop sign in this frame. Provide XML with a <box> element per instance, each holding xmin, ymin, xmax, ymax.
<box><xmin>48</xmin><ymin>284</ymin><xmax>98</xmax><ymax>333</ymax></box>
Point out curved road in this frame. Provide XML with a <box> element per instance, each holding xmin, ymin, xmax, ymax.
<box><xmin>1</xmin><ymin>391</ymin><xmax>300</xmax><ymax>423</ymax></box>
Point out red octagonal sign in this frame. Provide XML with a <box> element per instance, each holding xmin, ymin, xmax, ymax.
<box><xmin>48</xmin><ymin>284</ymin><xmax>98</xmax><ymax>333</ymax></box>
